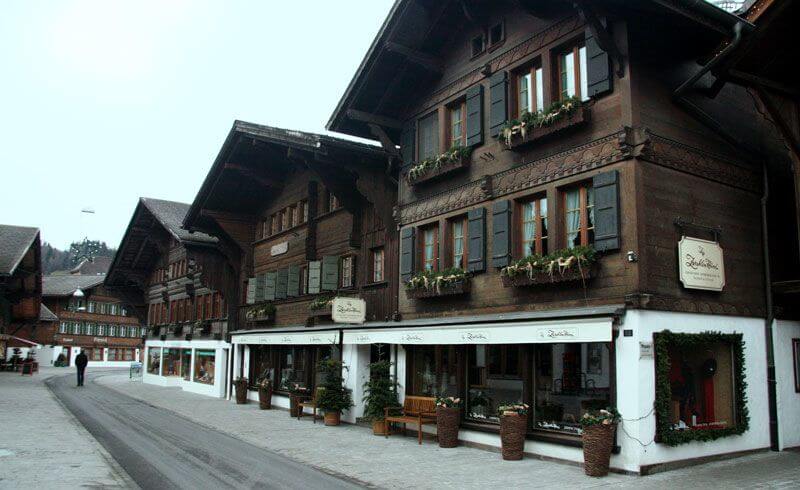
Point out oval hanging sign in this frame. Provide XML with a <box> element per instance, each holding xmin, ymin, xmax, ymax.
<box><xmin>332</xmin><ymin>297</ymin><xmax>366</xmax><ymax>324</ymax></box>
<box><xmin>678</xmin><ymin>236</ymin><xmax>725</xmax><ymax>291</ymax></box>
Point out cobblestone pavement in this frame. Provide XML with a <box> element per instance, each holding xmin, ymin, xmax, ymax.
<box><xmin>0</xmin><ymin>367</ymin><xmax>135</xmax><ymax>489</ymax></box>
<box><xmin>97</xmin><ymin>373</ymin><xmax>800</xmax><ymax>489</ymax></box>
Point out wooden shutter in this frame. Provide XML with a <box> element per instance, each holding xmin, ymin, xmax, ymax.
<box><xmin>400</xmin><ymin>227</ymin><xmax>415</xmax><ymax>283</ymax></box>
<box><xmin>321</xmin><ymin>256</ymin><xmax>339</xmax><ymax>291</ymax></box>
<box><xmin>245</xmin><ymin>277</ymin><xmax>256</xmax><ymax>305</ymax></box>
<box><xmin>492</xmin><ymin>200</ymin><xmax>513</xmax><ymax>268</ymax></box>
<box><xmin>467</xmin><ymin>208</ymin><xmax>486</xmax><ymax>273</ymax></box>
<box><xmin>400</xmin><ymin>121</ymin><xmax>416</xmax><ymax>165</ymax></box>
<box><xmin>308</xmin><ymin>261</ymin><xmax>322</xmax><ymax>294</ymax></box>
<box><xmin>585</xmin><ymin>24</ymin><xmax>612</xmax><ymax>98</ymax></box>
<box><xmin>264</xmin><ymin>271</ymin><xmax>277</xmax><ymax>301</ymax></box>
<box><xmin>593</xmin><ymin>170</ymin><xmax>620</xmax><ymax>251</ymax></box>
<box><xmin>465</xmin><ymin>84</ymin><xmax>484</xmax><ymax>147</ymax></box>
<box><xmin>275</xmin><ymin>268</ymin><xmax>288</xmax><ymax>299</ymax></box>
<box><xmin>286</xmin><ymin>265</ymin><xmax>300</xmax><ymax>297</ymax></box>
<box><xmin>255</xmin><ymin>273</ymin><xmax>266</xmax><ymax>302</ymax></box>
<box><xmin>489</xmin><ymin>71</ymin><xmax>508</xmax><ymax>137</ymax></box>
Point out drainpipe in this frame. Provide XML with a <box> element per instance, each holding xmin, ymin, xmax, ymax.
<box><xmin>761</xmin><ymin>162</ymin><xmax>779</xmax><ymax>451</ymax></box>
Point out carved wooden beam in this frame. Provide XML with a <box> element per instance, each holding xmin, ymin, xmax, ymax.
<box><xmin>345</xmin><ymin>109</ymin><xmax>403</xmax><ymax>130</ymax></box>
<box><xmin>573</xmin><ymin>1</ymin><xmax>625</xmax><ymax>79</ymax></box>
<box><xmin>223</xmin><ymin>163</ymin><xmax>281</xmax><ymax>188</ymax></box>
<box><xmin>384</xmin><ymin>41</ymin><xmax>443</xmax><ymax>75</ymax></box>
<box><xmin>368</xmin><ymin>123</ymin><xmax>400</xmax><ymax>157</ymax></box>
<box><xmin>306</xmin><ymin>158</ymin><xmax>367</xmax><ymax>216</ymax></box>
<box><xmin>130</xmin><ymin>236</ymin><xmax>151</xmax><ymax>270</ymax></box>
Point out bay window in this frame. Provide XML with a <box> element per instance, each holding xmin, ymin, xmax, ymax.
<box><xmin>564</xmin><ymin>183</ymin><xmax>594</xmax><ymax>247</ymax></box>
<box><xmin>519</xmin><ymin>197</ymin><xmax>548</xmax><ymax>256</ymax></box>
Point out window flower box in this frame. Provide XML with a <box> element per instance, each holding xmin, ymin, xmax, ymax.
<box><xmin>172</xmin><ymin>324</ymin><xmax>183</xmax><ymax>337</ymax></box>
<box><xmin>245</xmin><ymin>303</ymin><xmax>275</xmax><ymax>323</ymax></box>
<box><xmin>498</xmin><ymin>98</ymin><xmax>588</xmax><ymax>150</ymax></box>
<box><xmin>307</xmin><ymin>296</ymin><xmax>334</xmax><ymax>317</ymax></box>
<box><xmin>407</xmin><ymin>146</ymin><xmax>472</xmax><ymax>186</ymax></box>
<box><xmin>500</xmin><ymin>246</ymin><xmax>597</xmax><ymax>288</ymax></box>
<box><xmin>405</xmin><ymin>268</ymin><xmax>471</xmax><ymax>299</ymax></box>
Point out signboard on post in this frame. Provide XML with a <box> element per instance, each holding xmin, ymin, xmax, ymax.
<box><xmin>678</xmin><ymin>236</ymin><xmax>725</xmax><ymax>291</ymax></box>
<box><xmin>332</xmin><ymin>297</ymin><xmax>366</xmax><ymax>324</ymax></box>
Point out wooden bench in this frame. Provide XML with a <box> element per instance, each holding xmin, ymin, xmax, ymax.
<box><xmin>297</xmin><ymin>387</ymin><xmax>324</xmax><ymax>423</ymax></box>
<box><xmin>384</xmin><ymin>396</ymin><xmax>437</xmax><ymax>444</ymax></box>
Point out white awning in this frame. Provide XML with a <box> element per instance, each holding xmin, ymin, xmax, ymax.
<box><xmin>232</xmin><ymin>330</ymin><xmax>340</xmax><ymax>346</ymax></box>
<box><xmin>342</xmin><ymin>318</ymin><xmax>612</xmax><ymax>345</ymax></box>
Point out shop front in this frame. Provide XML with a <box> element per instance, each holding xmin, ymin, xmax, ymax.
<box><xmin>53</xmin><ymin>334</ymin><xmax>141</xmax><ymax>367</ymax></box>
<box><xmin>143</xmin><ymin>339</ymin><xmax>230</xmax><ymax>398</ymax></box>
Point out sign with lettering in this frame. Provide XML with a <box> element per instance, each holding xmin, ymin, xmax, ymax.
<box><xmin>537</xmin><ymin>327</ymin><xmax>578</xmax><ymax>340</ymax></box>
<box><xmin>678</xmin><ymin>237</ymin><xmax>725</xmax><ymax>291</ymax></box>
<box><xmin>270</xmin><ymin>241</ymin><xmax>289</xmax><ymax>256</ymax></box>
<box><xmin>332</xmin><ymin>297</ymin><xmax>366</xmax><ymax>324</ymax></box>
<box><xmin>640</xmin><ymin>341</ymin><xmax>653</xmax><ymax>358</ymax></box>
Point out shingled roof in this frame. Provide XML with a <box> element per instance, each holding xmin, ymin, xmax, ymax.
<box><xmin>43</xmin><ymin>274</ymin><xmax>105</xmax><ymax>297</ymax></box>
<box><xmin>39</xmin><ymin>303</ymin><xmax>58</xmax><ymax>322</ymax></box>
<box><xmin>0</xmin><ymin>224</ymin><xmax>40</xmax><ymax>276</ymax></box>
<box><xmin>140</xmin><ymin>197</ymin><xmax>217</xmax><ymax>245</ymax></box>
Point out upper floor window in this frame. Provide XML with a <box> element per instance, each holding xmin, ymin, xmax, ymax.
<box><xmin>59</xmin><ymin>322</ymin><xmax>67</xmax><ymax>334</ymax></box>
<box><xmin>119</xmin><ymin>326</ymin><xmax>127</xmax><ymax>337</ymax></box>
<box><xmin>450</xmin><ymin>217</ymin><xmax>467</xmax><ymax>269</ymax></box>
<box><xmin>515</xmin><ymin>65</ymin><xmax>544</xmax><ymax>117</ymax></box>
<box><xmin>327</xmin><ymin>191</ymin><xmax>340</xmax><ymax>213</ymax></box>
<box><xmin>519</xmin><ymin>197</ymin><xmax>548</xmax><ymax>256</ymax></box>
<box><xmin>341</xmin><ymin>256</ymin><xmax>355</xmax><ymax>288</ymax></box>
<box><xmin>448</xmin><ymin>101</ymin><xmax>466</xmax><ymax>148</ymax></box>
<box><xmin>564</xmin><ymin>183</ymin><xmax>594</xmax><ymax>247</ymax></box>
<box><xmin>558</xmin><ymin>43</ymin><xmax>589</xmax><ymax>102</ymax></box>
<box><xmin>97</xmin><ymin>324</ymin><xmax>106</xmax><ymax>336</ymax></box>
<box><xmin>470</xmin><ymin>33</ymin><xmax>486</xmax><ymax>58</ymax></box>
<box><xmin>418</xmin><ymin>111</ymin><xmax>439</xmax><ymax>160</ymax></box>
<box><xmin>488</xmin><ymin>21</ymin><xmax>505</xmax><ymax>49</ymax></box>
<box><xmin>421</xmin><ymin>224</ymin><xmax>439</xmax><ymax>271</ymax></box>
<box><xmin>108</xmin><ymin>325</ymin><xmax>117</xmax><ymax>337</ymax></box>
<box><xmin>299</xmin><ymin>264</ymin><xmax>308</xmax><ymax>294</ymax></box>
<box><xmin>299</xmin><ymin>200</ymin><xmax>309</xmax><ymax>223</ymax></box>
<box><xmin>372</xmin><ymin>248</ymin><xmax>385</xmax><ymax>283</ymax></box>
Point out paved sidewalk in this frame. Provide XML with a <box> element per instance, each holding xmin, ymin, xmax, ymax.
<box><xmin>96</xmin><ymin>373</ymin><xmax>800</xmax><ymax>489</ymax></box>
<box><xmin>0</xmin><ymin>367</ymin><xmax>135</xmax><ymax>489</ymax></box>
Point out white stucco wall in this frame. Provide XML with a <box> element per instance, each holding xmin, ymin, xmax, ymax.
<box><xmin>774</xmin><ymin>319</ymin><xmax>800</xmax><ymax>450</ymax></box>
<box><xmin>143</xmin><ymin>340</ymin><xmax>230</xmax><ymax>398</ymax></box>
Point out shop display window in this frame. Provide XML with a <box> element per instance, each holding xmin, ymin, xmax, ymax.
<box><xmin>466</xmin><ymin>344</ymin><xmax>524</xmax><ymax>424</ymax></box>
<box><xmin>249</xmin><ymin>345</ymin><xmax>276</xmax><ymax>388</ymax></box>
<box><xmin>194</xmin><ymin>350</ymin><xmax>216</xmax><ymax>385</ymax></box>
<box><xmin>408</xmin><ymin>345</ymin><xmax>459</xmax><ymax>397</ymax></box>
<box><xmin>147</xmin><ymin>348</ymin><xmax>161</xmax><ymax>374</ymax></box>
<box><xmin>162</xmin><ymin>349</ymin><xmax>181</xmax><ymax>377</ymax></box>
<box><xmin>278</xmin><ymin>346</ymin><xmax>307</xmax><ymax>391</ymax></box>
<box><xmin>181</xmin><ymin>349</ymin><xmax>191</xmax><ymax>381</ymax></box>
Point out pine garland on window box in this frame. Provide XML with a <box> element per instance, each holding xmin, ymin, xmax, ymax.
<box><xmin>245</xmin><ymin>303</ymin><xmax>275</xmax><ymax>323</ymax></box>
<box><xmin>500</xmin><ymin>246</ymin><xmax>597</xmax><ymax>287</ymax></box>
<box><xmin>405</xmin><ymin>268</ymin><xmax>470</xmax><ymax>299</ymax></box>
<box><xmin>407</xmin><ymin>146</ymin><xmax>473</xmax><ymax>185</ymax></box>
<box><xmin>654</xmin><ymin>330</ymin><xmax>749</xmax><ymax>446</ymax></box>
<box><xmin>307</xmin><ymin>296</ymin><xmax>334</xmax><ymax>316</ymax></box>
<box><xmin>497</xmin><ymin>97</ymin><xmax>588</xmax><ymax>149</ymax></box>
<box><xmin>171</xmin><ymin>324</ymin><xmax>183</xmax><ymax>337</ymax></box>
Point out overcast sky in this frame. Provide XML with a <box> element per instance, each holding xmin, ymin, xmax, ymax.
<box><xmin>0</xmin><ymin>0</ymin><xmax>393</xmax><ymax>249</ymax></box>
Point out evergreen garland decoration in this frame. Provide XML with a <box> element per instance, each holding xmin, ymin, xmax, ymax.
<box><xmin>654</xmin><ymin>330</ymin><xmax>749</xmax><ymax>446</ymax></box>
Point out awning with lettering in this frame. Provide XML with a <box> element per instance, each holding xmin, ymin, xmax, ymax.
<box><xmin>232</xmin><ymin>330</ymin><xmax>340</xmax><ymax>346</ymax></box>
<box><xmin>341</xmin><ymin>318</ymin><xmax>612</xmax><ymax>345</ymax></box>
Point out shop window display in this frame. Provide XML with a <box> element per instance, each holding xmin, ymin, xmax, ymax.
<box><xmin>278</xmin><ymin>346</ymin><xmax>307</xmax><ymax>391</ymax></box>
<box><xmin>466</xmin><ymin>344</ymin><xmax>524</xmax><ymax>424</ymax></box>
<box><xmin>249</xmin><ymin>345</ymin><xmax>276</xmax><ymax>388</ymax></box>
<box><xmin>148</xmin><ymin>348</ymin><xmax>161</xmax><ymax>374</ymax></box>
<box><xmin>409</xmin><ymin>345</ymin><xmax>459</xmax><ymax>397</ymax></box>
<box><xmin>162</xmin><ymin>348</ymin><xmax>181</xmax><ymax>377</ymax></box>
<box><xmin>181</xmin><ymin>349</ymin><xmax>191</xmax><ymax>381</ymax></box>
<box><xmin>194</xmin><ymin>350</ymin><xmax>216</xmax><ymax>385</ymax></box>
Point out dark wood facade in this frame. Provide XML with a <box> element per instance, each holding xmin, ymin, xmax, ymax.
<box><xmin>0</xmin><ymin>225</ymin><xmax>42</xmax><ymax>352</ymax></box>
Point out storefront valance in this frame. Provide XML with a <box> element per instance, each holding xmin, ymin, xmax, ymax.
<box><xmin>342</xmin><ymin>318</ymin><xmax>612</xmax><ymax>345</ymax></box>
<box><xmin>233</xmin><ymin>330</ymin><xmax>340</xmax><ymax>346</ymax></box>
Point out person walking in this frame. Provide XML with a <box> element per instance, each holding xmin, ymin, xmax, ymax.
<box><xmin>75</xmin><ymin>349</ymin><xmax>88</xmax><ymax>387</ymax></box>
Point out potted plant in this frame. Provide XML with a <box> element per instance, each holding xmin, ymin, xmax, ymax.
<box><xmin>316</xmin><ymin>359</ymin><xmax>353</xmax><ymax>426</ymax></box>
<box><xmin>257</xmin><ymin>377</ymin><xmax>273</xmax><ymax>410</ymax></box>
<box><xmin>498</xmin><ymin>403</ymin><xmax>529</xmax><ymax>460</ymax></box>
<box><xmin>234</xmin><ymin>377</ymin><xmax>249</xmax><ymax>405</ymax></box>
<box><xmin>435</xmin><ymin>396</ymin><xmax>462</xmax><ymax>448</ymax></box>
<box><xmin>362</xmin><ymin>360</ymin><xmax>400</xmax><ymax>435</ymax></box>
<box><xmin>580</xmin><ymin>408</ymin><xmax>620</xmax><ymax>477</ymax></box>
<box><xmin>282</xmin><ymin>383</ymin><xmax>310</xmax><ymax>417</ymax></box>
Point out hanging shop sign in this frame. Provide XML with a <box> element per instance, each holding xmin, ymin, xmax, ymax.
<box><xmin>331</xmin><ymin>297</ymin><xmax>366</xmax><ymax>324</ymax></box>
<box><xmin>678</xmin><ymin>236</ymin><xmax>725</xmax><ymax>292</ymax></box>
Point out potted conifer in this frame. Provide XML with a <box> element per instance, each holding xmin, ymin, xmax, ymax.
<box><xmin>362</xmin><ymin>360</ymin><xmax>400</xmax><ymax>435</ymax></box>
<box><xmin>316</xmin><ymin>359</ymin><xmax>353</xmax><ymax>426</ymax></box>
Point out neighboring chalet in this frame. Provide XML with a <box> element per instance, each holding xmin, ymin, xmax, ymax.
<box><xmin>183</xmin><ymin>121</ymin><xmax>395</xmax><ymax>410</ymax></box>
<box><xmin>323</xmin><ymin>0</ymin><xmax>790</xmax><ymax>474</ymax></box>
<box><xmin>0</xmin><ymin>224</ymin><xmax>42</xmax><ymax>358</ymax></box>
<box><xmin>106</xmin><ymin>197</ymin><xmax>233</xmax><ymax>397</ymax></box>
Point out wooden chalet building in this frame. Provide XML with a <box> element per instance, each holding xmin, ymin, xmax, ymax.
<box><xmin>320</xmin><ymin>0</ymin><xmax>793</xmax><ymax>474</ymax></box>
<box><xmin>106</xmin><ymin>198</ymin><xmax>233</xmax><ymax>397</ymax></box>
<box><xmin>0</xmin><ymin>224</ymin><xmax>43</xmax><ymax>359</ymax></box>
<box><xmin>183</xmin><ymin>121</ymin><xmax>396</xmax><ymax>413</ymax></box>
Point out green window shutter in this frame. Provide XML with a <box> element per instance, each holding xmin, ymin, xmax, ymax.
<box><xmin>400</xmin><ymin>227</ymin><xmax>415</xmax><ymax>283</ymax></box>
<box><xmin>287</xmin><ymin>265</ymin><xmax>300</xmax><ymax>298</ymax></box>
<box><xmin>308</xmin><ymin>261</ymin><xmax>322</xmax><ymax>294</ymax></box>
<box><xmin>492</xmin><ymin>200</ymin><xmax>513</xmax><ymax>268</ymax></box>
<box><xmin>245</xmin><ymin>277</ymin><xmax>256</xmax><ymax>305</ymax></box>
<box><xmin>489</xmin><ymin>71</ymin><xmax>508</xmax><ymax>137</ymax></box>
<box><xmin>321</xmin><ymin>256</ymin><xmax>339</xmax><ymax>291</ymax></box>
<box><xmin>255</xmin><ymin>273</ymin><xmax>266</xmax><ymax>302</ymax></box>
<box><xmin>400</xmin><ymin>121</ymin><xmax>416</xmax><ymax>165</ymax></box>
<box><xmin>465</xmin><ymin>84</ymin><xmax>484</xmax><ymax>147</ymax></box>
<box><xmin>593</xmin><ymin>170</ymin><xmax>620</xmax><ymax>251</ymax></box>
<box><xmin>264</xmin><ymin>271</ymin><xmax>277</xmax><ymax>301</ymax></box>
<box><xmin>467</xmin><ymin>208</ymin><xmax>486</xmax><ymax>273</ymax></box>
<box><xmin>585</xmin><ymin>23</ymin><xmax>612</xmax><ymax>98</ymax></box>
<box><xmin>275</xmin><ymin>268</ymin><xmax>288</xmax><ymax>299</ymax></box>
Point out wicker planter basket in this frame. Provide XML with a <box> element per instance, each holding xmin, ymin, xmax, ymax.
<box><xmin>258</xmin><ymin>385</ymin><xmax>272</xmax><ymax>410</ymax></box>
<box><xmin>501</xmin><ymin>264</ymin><xmax>596</xmax><ymax>288</ymax></box>
<box><xmin>324</xmin><ymin>412</ymin><xmax>341</xmax><ymax>426</ymax></box>
<box><xmin>499</xmin><ymin>414</ymin><xmax>527</xmax><ymax>460</ymax></box>
<box><xmin>405</xmin><ymin>280</ymin><xmax>470</xmax><ymax>300</ymax></box>
<box><xmin>407</xmin><ymin>154</ymin><xmax>470</xmax><ymax>186</ymax></box>
<box><xmin>436</xmin><ymin>407</ymin><xmax>460</xmax><ymax>448</ymax></box>
<box><xmin>234</xmin><ymin>379</ymin><xmax>248</xmax><ymax>405</ymax></box>
<box><xmin>582</xmin><ymin>424</ymin><xmax>616</xmax><ymax>477</ymax></box>
<box><xmin>506</xmin><ymin>107</ymin><xmax>589</xmax><ymax>150</ymax></box>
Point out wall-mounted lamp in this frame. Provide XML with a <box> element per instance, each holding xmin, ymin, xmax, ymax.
<box><xmin>626</xmin><ymin>251</ymin><xmax>638</xmax><ymax>263</ymax></box>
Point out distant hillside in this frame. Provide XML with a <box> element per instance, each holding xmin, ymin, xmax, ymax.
<box><xmin>42</xmin><ymin>239</ymin><xmax>116</xmax><ymax>275</ymax></box>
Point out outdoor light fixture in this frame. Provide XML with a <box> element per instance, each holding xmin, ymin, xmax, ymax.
<box><xmin>626</xmin><ymin>251</ymin><xmax>638</xmax><ymax>263</ymax></box>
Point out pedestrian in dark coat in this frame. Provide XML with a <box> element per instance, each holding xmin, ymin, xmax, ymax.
<box><xmin>75</xmin><ymin>350</ymin><xmax>88</xmax><ymax>387</ymax></box>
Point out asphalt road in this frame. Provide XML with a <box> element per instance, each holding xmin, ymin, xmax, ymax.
<box><xmin>46</xmin><ymin>371</ymin><xmax>360</xmax><ymax>490</ymax></box>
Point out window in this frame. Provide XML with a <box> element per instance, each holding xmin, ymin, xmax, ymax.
<box><xmin>278</xmin><ymin>346</ymin><xmax>308</xmax><ymax>391</ymax></box>
<box><xmin>448</xmin><ymin>101</ymin><xmax>466</xmax><ymax>148</ymax></box>
<box><xmin>372</xmin><ymin>248</ymin><xmax>385</xmax><ymax>283</ymax></box>
<box><xmin>194</xmin><ymin>349</ymin><xmax>216</xmax><ymax>385</ymax></box>
<box><xmin>97</xmin><ymin>324</ymin><xmax>105</xmax><ymax>336</ymax></box>
<box><xmin>564</xmin><ymin>184</ymin><xmax>594</xmax><ymax>247</ymax></box>
<box><xmin>489</xmin><ymin>21</ymin><xmax>504</xmax><ymax>47</ymax></box>
<box><xmin>249</xmin><ymin>345</ymin><xmax>276</xmax><ymax>388</ymax></box>
<box><xmin>558</xmin><ymin>43</ymin><xmax>589</xmax><ymax>101</ymax></box>
<box><xmin>162</xmin><ymin>349</ymin><xmax>181</xmax><ymax>376</ymax></box>
<box><xmin>299</xmin><ymin>265</ymin><xmax>308</xmax><ymax>295</ymax></box>
<box><xmin>87</xmin><ymin>301</ymin><xmax>96</xmax><ymax>313</ymax></box>
<box><xmin>72</xmin><ymin>323</ymin><xmax>80</xmax><ymax>335</ymax></box>
<box><xmin>119</xmin><ymin>326</ymin><xmax>127</xmax><ymax>337</ymax></box>
<box><xmin>408</xmin><ymin>345</ymin><xmax>460</xmax><ymax>397</ymax></box>
<box><xmin>515</xmin><ymin>66</ymin><xmax>544</xmax><ymax>117</ymax></box>
<box><xmin>147</xmin><ymin>348</ymin><xmax>161</xmax><ymax>374</ymax></box>
<box><xmin>466</xmin><ymin>345</ymin><xmax>524</xmax><ymax>424</ymax></box>
<box><xmin>286</xmin><ymin>206</ymin><xmax>295</xmax><ymax>228</ymax></box>
<box><xmin>470</xmin><ymin>34</ymin><xmax>485</xmax><ymax>57</ymax></box>
<box><xmin>418</xmin><ymin>111</ymin><xmax>440</xmax><ymax>160</ymax></box>
<box><xmin>341</xmin><ymin>256</ymin><xmax>355</xmax><ymax>288</ymax></box>
<box><xmin>59</xmin><ymin>322</ymin><xmax>67</xmax><ymax>334</ymax></box>
<box><xmin>85</xmin><ymin>323</ymin><xmax>94</xmax><ymax>336</ymax></box>
<box><xmin>450</xmin><ymin>217</ymin><xmax>467</xmax><ymax>269</ymax></box>
<box><xmin>276</xmin><ymin>210</ymin><xmax>284</xmax><ymax>233</ymax></box>
<box><xmin>263</xmin><ymin>217</ymin><xmax>270</xmax><ymax>239</ymax></box>
<box><xmin>519</xmin><ymin>197</ymin><xmax>548</xmax><ymax>256</ymax></box>
<box><xmin>421</xmin><ymin>224</ymin><xmax>439</xmax><ymax>271</ymax></box>
<box><xmin>87</xmin><ymin>348</ymin><xmax>103</xmax><ymax>361</ymax></box>
<box><xmin>326</xmin><ymin>190</ymin><xmax>340</xmax><ymax>213</ymax></box>
<box><xmin>299</xmin><ymin>200</ymin><xmax>308</xmax><ymax>223</ymax></box>
<box><xmin>795</xmin><ymin>339</ymin><xmax>800</xmax><ymax>393</ymax></box>
<box><xmin>108</xmin><ymin>325</ymin><xmax>117</xmax><ymax>337</ymax></box>
<box><xmin>181</xmin><ymin>349</ymin><xmax>191</xmax><ymax>381</ymax></box>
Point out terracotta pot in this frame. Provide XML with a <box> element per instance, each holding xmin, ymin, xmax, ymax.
<box><xmin>234</xmin><ymin>380</ymin><xmax>248</xmax><ymax>405</ymax></box>
<box><xmin>324</xmin><ymin>411</ymin><xmax>341</xmax><ymax>426</ymax></box>
<box><xmin>436</xmin><ymin>407</ymin><xmax>460</xmax><ymax>448</ymax></box>
<box><xmin>372</xmin><ymin>419</ymin><xmax>387</xmax><ymax>435</ymax></box>
<box><xmin>499</xmin><ymin>414</ymin><xmax>527</xmax><ymax>460</ymax></box>
<box><xmin>581</xmin><ymin>424</ymin><xmax>616</xmax><ymax>477</ymax></box>
<box><xmin>258</xmin><ymin>385</ymin><xmax>272</xmax><ymax>410</ymax></box>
